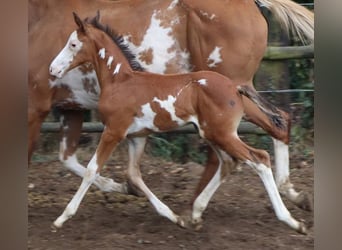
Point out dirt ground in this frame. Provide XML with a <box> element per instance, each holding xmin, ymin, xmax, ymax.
<box><xmin>28</xmin><ymin>138</ymin><xmax>314</xmax><ymax>250</ymax></box>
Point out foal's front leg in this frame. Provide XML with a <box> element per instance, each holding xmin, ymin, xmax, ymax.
<box><xmin>58</xmin><ymin>110</ymin><xmax>129</xmax><ymax>193</ymax></box>
<box><xmin>126</xmin><ymin>137</ymin><xmax>184</xmax><ymax>227</ymax></box>
<box><xmin>53</xmin><ymin>129</ymin><xmax>121</xmax><ymax>229</ymax></box>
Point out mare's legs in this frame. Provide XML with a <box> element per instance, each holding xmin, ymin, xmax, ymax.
<box><xmin>53</xmin><ymin>128</ymin><xmax>122</xmax><ymax>228</ymax></box>
<box><xmin>241</xmin><ymin>92</ymin><xmax>312</xmax><ymax>210</ymax></box>
<box><xmin>58</xmin><ymin>110</ymin><xmax>128</xmax><ymax>193</ymax></box>
<box><xmin>126</xmin><ymin>137</ymin><xmax>183</xmax><ymax>226</ymax></box>
<box><xmin>28</xmin><ymin>108</ymin><xmax>49</xmax><ymax>162</ymax></box>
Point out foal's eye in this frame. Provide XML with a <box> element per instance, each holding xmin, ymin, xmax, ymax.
<box><xmin>71</xmin><ymin>43</ymin><xmax>76</xmax><ymax>48</ymax></box>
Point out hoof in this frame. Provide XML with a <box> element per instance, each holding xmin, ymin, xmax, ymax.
<box><xmin>191</xmin><ymin>217</ymin><xmax>203</xmax><ymax>231</ymax></box>
<box><xmin>50</xmin><ymin>223</ymin><xmax>59</xmax><ymax>233</ymax></box>
<box><xmin>297</xmin><ymin>221</ymin><xmax>308</xmax><ymax>235</ymax></box>
<box><xmin>177</xmin><ymin>213</ymin><xmax>203</xmax><ymax>231</ymax></box>
<box><xmin>176</xmin><ymin>217</ymin><xmax>187</xmax><ymax>228</ymax></box>
<box><xmin>294</xmin><ymin>191</ymin><xmax>313</xmax><ymax>212</ymax></box>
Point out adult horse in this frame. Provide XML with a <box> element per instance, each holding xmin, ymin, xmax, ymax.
<box><xmin>29</xmin><ymin>0</ymin><xmax>314</xmax><ymax>209</ymax></box>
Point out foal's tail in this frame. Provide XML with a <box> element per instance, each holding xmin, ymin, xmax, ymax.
<box><xmin>256</xmin><ymin>0</ymin><xmax>314</xmax><ymax>44</ymax></box>
<box><xmin>237</xmin><ymin>85</ymin><xmax>287</xmax><ymax>130</ymax></box>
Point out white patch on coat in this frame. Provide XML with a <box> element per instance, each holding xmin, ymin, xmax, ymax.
<box><xmin>49</xmin><ymin>67</ymin><xmax>100</xmax><ymax>109</ymax></box>
<box><xmin>207</xmin><ymin>46</ymin><xmax>223</xmax><ymax>68</ymax></box>
<box><xmin>198</xmin><ymin>79</ymin><xmax>207</xmax><ymax>86</ymax></box>
<box><xmin>107</xmin><ymin>56</ymin><xmax>114</xmax><ymax>69</ymax></box>
<box><xmin>127</xmin><ymin>103</ymin><xmax>159</xmax><ymax>134</ymax></box>
<box><xmin>98</xmin><ymin>48</ymin><xmax>106</xmax><ymax>59</ymax></box>
<box><xmin>113</xmin><ymin>63</ymin><xmax>122</xmax><ymax>75</ymax></box>
<box><xmin>50</xmin><ymin>31</ymin><xmax>83</xmax><ymax>78</ymax></box>
<box><xmin>123</xmin><ymin>12</ymin><xmax>190</xmax><ymax>73</ymax></box>
<box><xmin>153</xmin><ymin>95</ymin><xmax>185</xmax><ymax>125</ymax></box>
<box><xmin>167</xmin><ymin>0</ymin><xmax>179</xmax><ymax>10</ymax></box>
<box><xmin>199</xmin><ymin>10</ymin><xmax>216</xmax><ymax>20</ymax></box>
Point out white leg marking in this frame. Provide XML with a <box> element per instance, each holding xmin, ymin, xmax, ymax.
<box><xmin>54</xmin><ymin>153</ymin><xmax>99</xmax><ymax>228</ymax></box>
<box><xmin>246</xmin><ymin>160</ymin><xmax>305</xmax><ymax>232</ymax></box>
<box><xmin>192</xmin><ymin>146</ymin><xmax>225</xmax><ymax>222</ymax></box>
<box><xmin>273</xmin><ymin>138</ymin><xmax>301</xmax><ymax>200</ymax></box>
<box><xmin>273</xmin><ymin>138</ymin><xmax>289</xmax><ymax>186</ymax></box>
<box><xmin>127</xmin><ymin>138</ymin><xmax>179</xmax><ymax>224</ymax></box>
<box><xmin>59</xmin><ymin>137</ymin><xmax>125</xmax><ymax>193</ymax></box>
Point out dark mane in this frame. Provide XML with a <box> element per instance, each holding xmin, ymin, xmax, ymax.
<box><xmin>86</xmin><ymin>16</ymin><xmax>144</xmax><ymax>72</ymax></box>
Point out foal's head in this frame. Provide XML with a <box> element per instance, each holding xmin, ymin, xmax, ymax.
<box><xmin>50</xmin><ymin>12</ymin><xmax>143</xmax><ymax>78</ymax></box>
<box><xmin>49</xmin><ymin>12</ymin><xmax>100</xmax><ymax>78</ymax></box>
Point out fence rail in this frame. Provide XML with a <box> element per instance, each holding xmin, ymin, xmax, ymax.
<box><xmin>263</xmin><ymin>45</ymin><xmax>314</xmax><ymax>60</ymax></box>
<box><xmin>41</xmin><ymin>121</ymin><xmax>267</xmax><ymax>134</ymax></box>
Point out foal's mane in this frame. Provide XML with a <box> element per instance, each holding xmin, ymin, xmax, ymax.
<box><xmin>85</xmin><ymin>16</ymin><xmax>144</xmax><ymax>72</ymax></box>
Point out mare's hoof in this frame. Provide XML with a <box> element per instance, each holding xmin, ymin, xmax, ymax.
<box><xmin>294</xmin><ymin>191</ymin><xmax>313</xmax><ymax>212</ymax></box>
<box><xmin>297</xmin><ymin>221</ymin><xmax>308</xmax><ymax>235</ymax></box>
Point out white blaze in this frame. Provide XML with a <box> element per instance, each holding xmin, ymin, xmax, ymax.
<box><xmin>50</xmin><ymin>31</ymin><xmax>83</xmax><ymax>78</ymax></box>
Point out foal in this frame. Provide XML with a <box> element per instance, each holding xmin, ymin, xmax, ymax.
<box><xmin>49</xmin><ymin>13</ymin><xmax>306</xmax><ymax>234</ymax></box>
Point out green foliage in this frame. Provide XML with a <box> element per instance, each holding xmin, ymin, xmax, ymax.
<box><xmin>241</xmin><ymin>134</ymin><xmax>273</xmax><ymax>152</ymax></box>
<box><xmin>148</xmin><ymin>134</ymin><xmax>207</xmax><ymax>164</ymax></box>
<box><xmin>290</xmin><ymin>124</ymin><xmax>314</xmax><ymax>157</ymax></box>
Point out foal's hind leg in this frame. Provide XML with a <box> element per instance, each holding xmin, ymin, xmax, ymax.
<box><xmin>58</xmin><ymin>110</ymin><xmax>130</xmax><ymax>194</ymax></box>
<box><xmin>188</xmin><ymin>143</ymin><xmax>233</xmax><ymax>230</ymax></box>
<box><xmin>126</xmin><ymin>137</ymin><xmax>183</xmax><ymax>226</ymax></box>
<box><xmin>242</xmin><ymin>94</ymin><xmax>312</xmax><ymax>211</ymax></box>
<box><xmin>218</xmin><ymin>135</ymin><xmax>307</xmax><ymax>234</ymax></box>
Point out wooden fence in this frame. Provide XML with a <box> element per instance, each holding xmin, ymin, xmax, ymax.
<box><xmin>40</xmin><ymin>45</ymin><xmax>314</xmax><ymax>134</ymax></box>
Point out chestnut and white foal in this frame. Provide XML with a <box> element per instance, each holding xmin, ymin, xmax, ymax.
<box><xmin>49</xmin><ymin>13</ymin><xmax>307</xmax><ymax>234</ymax></box>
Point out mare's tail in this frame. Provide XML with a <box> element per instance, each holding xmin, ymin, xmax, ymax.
<box><xmin>256</xmin><ymin>0</ymin><xmax>314</xmax><ymax>44</ymax></box>
<box><xmin>237</xmin><ymin>85</ymin><xmax>287</xmax><ymax>130</ymax></box>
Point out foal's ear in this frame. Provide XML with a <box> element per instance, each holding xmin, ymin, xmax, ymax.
<box><xmin>73</xmin><ymin>12</ymin><xmax>85</xmax><ymax>33</ymax></box>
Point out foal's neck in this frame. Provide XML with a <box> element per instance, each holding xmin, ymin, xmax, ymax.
<box><xmin>93</xmin><ymin>36</ymin><xmax>133</xmax><ymax>87</ymax></box>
